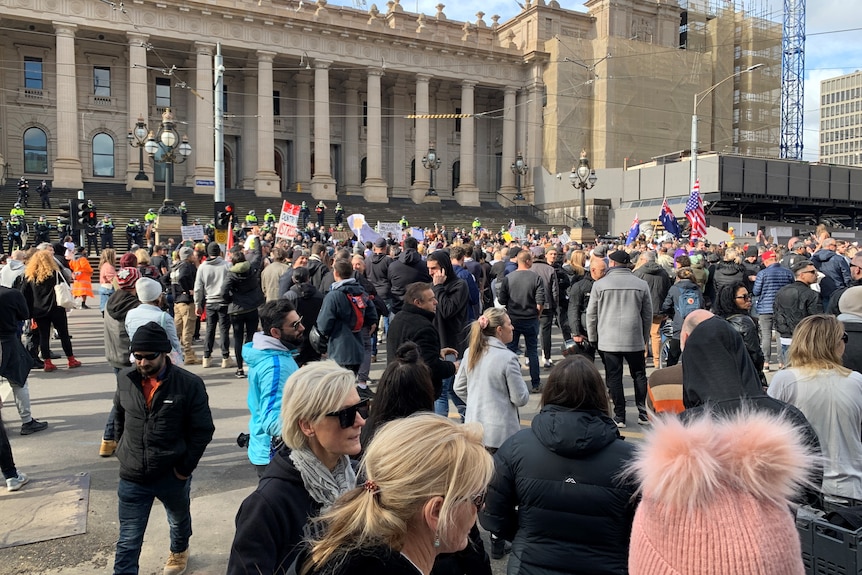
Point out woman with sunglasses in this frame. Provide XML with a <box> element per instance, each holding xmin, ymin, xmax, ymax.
<box><xmin>713</xmin><ymin>282</ymin><xmax>766</xmax><ymax>385</ymax></box>
<box><xmin>768</xmin><ymin>314</ymin><xmax>862</xmax><ymax>500</ymax></box>
<box><xmin>480</xmin><ymin>356</ymin><xmax>638</xmax><ymax>575</ymax></box>
<box><xmin>228</xmin><ymin>360</ymin><xmax>367</xmax><ymax>575</ymax></box>
<box><xmin>292</xmin><ymin>414</ymin><xmax>493</xmax><ymax>575</ymax></box>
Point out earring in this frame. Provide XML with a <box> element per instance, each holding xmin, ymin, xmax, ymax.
<box><xmin>434</xmin><ymin>535</ymin><xmax>440</xmax><ymax>548</ymax></box>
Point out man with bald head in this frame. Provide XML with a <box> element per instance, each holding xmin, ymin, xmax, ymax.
<box><xmin>646</xmin><ymin>309</ymin><xmax>714</xmax><ymax>415</ymax></box>
<box><xmin>565</xmin><ymin>257</ymin><xmax>605</xmax><ymax>361</ymax></box>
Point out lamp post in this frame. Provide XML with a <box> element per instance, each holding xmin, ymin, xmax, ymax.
<box><xmin>422</xmin><ymin>144</ymin><xmax>441</xmax><ymax>197</ymax></box>
<box><xmin>690</xmin><ymin>63</ymin><xmax>764</xmax><ymax>193</ymax></box>
<box><xmin>144</xmin><ymin>108</ymin><xmax>192</xmax><ymax>215</ymax></box>
<box><xmin>569</xmin><ymin>149</ymin><xmax>597</xmax><ymax>228</ymax></box>
<box><xmin>511</xmin><ymin>151</ymin><xmax>527</xmax><ymax>202</ymax></box>
<box><xmin>128</xmin><ymin>115</ymin><xmax>149</xmax><ymax>182</ymax></box>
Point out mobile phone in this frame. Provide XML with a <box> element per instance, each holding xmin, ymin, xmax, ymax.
<box><xmin>445</xmin><ymin>353</ymin><xmax>457</xmax><ymax>362</ymax></box>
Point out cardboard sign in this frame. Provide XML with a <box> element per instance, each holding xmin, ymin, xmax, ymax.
<box><xmin>377</xmin><ymin>222</ymin><xmax>403</xmax><ymax>238</ymax></box>
<box><xmin>180</xmin><ymin>225</ymin><xmax>205</xmax><ymax>240</ymax></box>
<box><xmin>276</xmin><ymin>201</ymin><xmax>301</xmax><ymax>239</ymax></box>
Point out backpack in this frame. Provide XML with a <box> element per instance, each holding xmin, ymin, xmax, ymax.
<box><xmin>676</xmin><ymin>285</ymin><xmax>702</xmax><ymax>320</ymax></box>
<box><xmin>346</xmin><ymin>292</ymin><xmax>366</xmax><ymax>333</ymax></box>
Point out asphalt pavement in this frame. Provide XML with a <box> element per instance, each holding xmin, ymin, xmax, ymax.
<box><xmin>0</xmin><ymin>306</ymin><xmax>649</xmax><ymax>574</ymax></box>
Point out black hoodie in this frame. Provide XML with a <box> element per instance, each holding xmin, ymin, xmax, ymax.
<box><xmin>104</xmin><ymin>290</ymin><xmax>140</xmax><ymax>369</ymax></box>
<box><xmin>388</xmin><ymin>248</ymin><xmax>431</xmax><ymax>313</ymax></box>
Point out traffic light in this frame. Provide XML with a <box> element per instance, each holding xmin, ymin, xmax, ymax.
<box><xmin>75</xmin><ymin>199</ymin><xmax>88</xmax><ymax>227</ymax></box>
<box><xmin>214</xmin><ymin>201</ymin><xmax>235</xmax><ymax>230</ymax></box>
<box><xmin>59</xmin><ymin>199</ymin><xmax>74</xmax><ymax>231</ymax></box>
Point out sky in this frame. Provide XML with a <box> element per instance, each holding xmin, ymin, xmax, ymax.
<box><xmin>331</xmin><ymin>0</ymin><xmax>862</xmax><ymax>162</ymax></box>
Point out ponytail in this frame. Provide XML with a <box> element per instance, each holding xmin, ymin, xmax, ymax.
<box><xmin>466</xmin><ymin>308</ymin><xmax>509</xmax><ymax>370</ymax></box>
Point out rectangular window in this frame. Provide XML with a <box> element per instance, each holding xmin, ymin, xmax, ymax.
<box><xmin>363</xmin><ymin>101</ymin><xmax>368</xmax><ymax>127</ymax></box>
<box><xmin>273</xmin><ymin>90</ymin><xmax>281</xmax><ymax>116</ymax></box>
<box><xmin>24</xmin><ymin>57</ymin><xmax>43</xmax><ymax>90</ymax></box>
<box><xmin>455</xmin><ymin>107</ymin><xmax>461</xmax><ymax>133</ymax></box>
<box><xmin>94</xmin><ymin>66</ymin><xmax>111</xmax><ymax>97</ymax></box>
<box><xmin>155</xmin><ymin>77</ymin><xmax>171</xmax><ymax>108</ymax></box>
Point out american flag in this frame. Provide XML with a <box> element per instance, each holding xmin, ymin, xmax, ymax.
<box><xmin>684</xmin><ymin>179</ymin><xmax>706</xmax><ymax>242</ymax></box>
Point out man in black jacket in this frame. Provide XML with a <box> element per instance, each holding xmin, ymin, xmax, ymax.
<box><xmin>387</xmin><ymin>282</ymin><xmax>457</xmax><ymax>397</ymax></box>
<box><xmin>387</xmin><ymin>236</ymin><xmax>431</xmax><ymax>313</ymax></box>
<box><xmin>113</xmin><ymin>322</ymin><xmax>215</xmax><ymax>575</ymax></box>
<box><xmin>773</xmin><ymin>260</ymin><xmax>822</xmax><ymax>367</ymax></box>
<box><xmin>170</xmin><ymin>247</ymin><xmax>198</xmax><ymax>365</ymax></box>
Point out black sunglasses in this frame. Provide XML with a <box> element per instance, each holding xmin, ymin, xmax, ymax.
<box><xmin>288</xmin><ymin>316</ymin><xmax>303</xmax><ymax>330</ymax></box>
<box><xmin>133</xmin><ymin>352</ymin><xmax>161</xmax><ymax>361</ymax></box>
<box><xmin>326</xmin><ymin>400</ymin><xmax>370</xmax><ymax>428</ymax></box>
<box><xmin>735</xmin><ymin>294</ymin><xmax>752</xmax><ymax>301</ymax></box>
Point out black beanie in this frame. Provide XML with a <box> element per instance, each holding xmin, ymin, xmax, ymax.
<box><xmin>130</xmin><ymin>322</ymin><xmax>172</xmax><ymax>353</ymax></box>
<box><xmin>207</xmin><ymin>242</ymin><xmax>221</xmax><ymax>258</ymax></box>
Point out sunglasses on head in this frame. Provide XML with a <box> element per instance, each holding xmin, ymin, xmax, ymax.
<box><xmin>289</xmin><ymin>316</ymin><xmax>303</xmax><ymax>330</ymax></box>
<box><xmin>133</xmin><ymin>352</ymin><xmax>161</xmax><ymax>361</ymax></box>
<box><xmin>326</xmin><ymin>399</ymin><xmax>370</xmax><ymax>428</ymax></box>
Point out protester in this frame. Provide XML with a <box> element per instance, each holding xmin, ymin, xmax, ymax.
<box><xmin>98</xmin><ymin>248</ymin><xmax>117</xmax><ymax>314</ymax></box>
<box><xmin>194</xmin><ymin>242</ymin><xmax>233</xmax><ymax>369</ymax></box>
<box><xmin>70</xmin><ymin>247</ymin><xmax>94</xmax><ymax>309</ymax></box>
<box><xmin>126</xmin><ymin>277</ymin><xmax>183</xmax><ymax>364</ymax></box>
<box><xmin>227</xmin><ymin>361</ymin><xmax>365</xmax><ymax>575</ymax></box>
<box><xmin>170</xmin><ymin>247</ymin><xmax>199</xmax><ymax>365</ymax></box>
<box><xmin>225</xmin><ymin>243</ymin><xmax>265</xmax><ymax>378</ymax></box>
<box><xmin>660</xmin><ymin>267</ymin><xmax>705</xmax><ymax>366</ymax></box>
<box><xmin>712</xmin><ymin>282</ymin><xmax>765</xmax><ymax>380</ymax></box>
<box><xmin>498</xmin><ymin>250</ymin><xmax>545</xmax><ymax>392</ymax></box>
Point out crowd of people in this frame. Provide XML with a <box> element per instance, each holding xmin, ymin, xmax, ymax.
<box><xmin>2</xmin><ymin>208</ymin><xmax>862</xmax><ymax>575</ymax></box>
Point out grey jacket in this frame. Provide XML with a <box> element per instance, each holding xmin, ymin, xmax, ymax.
<box><xmin>530</xmin><ymin>259</ymin><xmax>559</xmax><ymax>312</ymax></box>
<box><xmin>194</xmin><ymin>256</ymin><xmax>230</xmax><ymax>307</ymax></box>
<box><xmin>586</xmin><ymin>267</ymin><xmax>652</xmax><ymax>353</ymax></box>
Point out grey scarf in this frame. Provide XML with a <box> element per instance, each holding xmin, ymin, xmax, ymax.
<box><xmin>289</xmin><ymin>447</ymin><xmax>356</xmax><ymax>509</ymax></box>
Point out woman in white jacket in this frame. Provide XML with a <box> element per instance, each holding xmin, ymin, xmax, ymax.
<box><xmin>454</xmin><ymin>308</ymin><xmax>530</xmax><ymax>452</ymax></box>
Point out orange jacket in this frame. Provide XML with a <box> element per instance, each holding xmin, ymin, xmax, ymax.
<box><xmin>70</xmin><ymin>257</ymin><xmax>94</xmax><ymax>298</ymax></box>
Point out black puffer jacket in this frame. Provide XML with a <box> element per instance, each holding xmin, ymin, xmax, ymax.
<box><xmin>712</xmin><ymin>261</ymin><xmax>747</xmax><ymax>293</ymax></box>
<box><xmin>114</xmin><ymin>359</ymin><xmax>215</xmax><ymax>483</ymax></box>
<box><xmin>225</xmin><ymin>260</ymin><xmax>265</xmax><ymax>315</ymax></box>
<box><xmin>388</xmin><ymin>249</ymin><xmax>431</xmax><ymax>313</ymax></box>
<box><xmin>367</xmin><ymin>252</ymin><xmax>392</xmax><ymax>301</ymax></box>
<box><xmin>567</xmin><ymin>276</ymin><xmax>594</xmax><ymax>338</ymax></box>
<box><xmin>480</xmin><ymin>406</ymin><xmax>637</xmax><ymax>575</ymax></box>
<box><xmin>773</xmin><ymin>281</ymin><xmax>822</xmax><ymax>338</ymax></box>
<box><xmin>386</xmin><ymin>302</ymin><xmax>456</xmax><ymax>397</ymax></box>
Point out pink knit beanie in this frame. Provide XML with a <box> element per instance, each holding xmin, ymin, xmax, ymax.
<box><xmin>627</xmin><ymin>410</ymin><xmax>814</xmax><ymax>575</ymax></box>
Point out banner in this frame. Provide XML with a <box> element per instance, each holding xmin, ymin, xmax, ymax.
<box><xmin>276</xmin><ymin>200</ymin><xmax>301</xmax><ymax>240</ymax></box>
<box><xmin>557</xmin><ymin>231</ymin><xmax>571</xmax><ymax>245</ymax></box>
<box><xmin>377</xmin><ymin>222</ymin><xmax>403</xmax><ymax>239</ymax></box>
<box><xmin>347</xmin><ymin>214</ymin><xmax>381</xmax><ymax>243</ymax></box>
<box><xmin>510</xmin><ymin>225</ymin><xmax>527</xmax><ymax>240</ymax></box>
<box><xmin>180</xmin><ymin>225</ymin><xmax>205</xmax><ymax>240</ymax></box>
<box><xmin>411</xmin><ymin>227</ymin><xmax>425</xmax><ymax>241</ymax></box>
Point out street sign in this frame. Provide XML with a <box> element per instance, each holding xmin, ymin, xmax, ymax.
<box><xmin>215</xmin><ymin>229</ymin><xmax>228</xmax><ymax>244</ymax></box>
<box><xmin>195</xmin><ymin>179</ymin><xmax>215</xmax><ymax>186</ymax></box>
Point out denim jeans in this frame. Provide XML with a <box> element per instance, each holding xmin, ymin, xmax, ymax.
<box><xmin>114</xmin><ymin>475</ymin><xmax>192</xmax><ymax>575</ymax></box>
<box><xmin>507</xmin><ymin>318</ymin><xmax>540</xmax><ymax>388</ymax></box>
<box><xmin>434</xmin><ymin>374</ymin><xmax>466</xmax><ymax>421</ymax></box>
<box><xmin>600</xmin><ymin>350</ymin><xmax>647</xmax><ymax>422</ymax></box>
<box><xmin>203</xmin><ymin>304</ymin><xmax>230</xmax><ymax>359</ymax></box>
<box><xmin>100</xmin><ymin>286</ymin><xmax>115</xmax><ymax>313</ymax></box>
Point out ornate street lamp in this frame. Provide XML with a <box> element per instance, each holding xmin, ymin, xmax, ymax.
<box><xmin>422</xmin><ymin>144</ymin><xmax>441</xmax><ymax>196</ymax></box>
<box><xmin>568</xmin><ymin>149</ymin><xmax>598</xmax><ymax>228</ymax></box>
<box><xmin>511</xmin><ymin>151</ymin><xmax>527</xmax><ymax>202</ymax></box>
<box><xmin>144</xmin><ymin>108</ymin><xmax>192</xmax><ymax>215</ymax></box>
<box><xmin>128</xmin><ymin>115</ymin><xmax>149</xmax><ymax>182</ymax></box>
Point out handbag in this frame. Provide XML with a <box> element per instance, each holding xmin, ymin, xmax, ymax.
<box><xmin>54</xmin><ymin>271</ymin><xmax>76</xmax><ymax>310</ymax></box>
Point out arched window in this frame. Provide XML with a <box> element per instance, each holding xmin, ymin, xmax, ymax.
<box><xmin>92</xmin><ymin>133</ymin><xmax>114</xmax><ymax>177</ymax></box>
<box><xmin>23</xmin><ymin>127</ymin><xmax>48</xmax><ymax>174</ymax></box>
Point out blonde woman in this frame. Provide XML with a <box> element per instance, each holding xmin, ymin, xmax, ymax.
<box><xmin>453</xmin><ymin>308</ymin><xmax>529</xmax><ymax>451</ymax></box>
<box><xmin>228</xmin><ymin>361</ymin><xmax>366</xmax><ymax>575</ymax></box>
<box><xmin>20</xmin><ymin>250</ymin><xmax>80</xmax><ymax>371</ymax></box>
<box><xmin>768</xmin><ymin>314</ymin><xmax>862</xmax><ymax>499</ymax></box>
<box><xmin>294</xmin><ymin>414</ymin><xmax>494</xmax><ymax>575</ymax></box>
<box><xmin>712</xmin><ymin>247</ymin><xmax>748</xmax><ymax>293</ymax></box>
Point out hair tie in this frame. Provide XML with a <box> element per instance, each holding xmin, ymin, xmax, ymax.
<box><xmin>478</xmin><ymin>316</ymin><xmax>490</xmax><ymax>329</ymax></box>
<box><xmin>363</xmin><ymin>479</ymin><xmax>379</xmax><ymax>493</ymax></box>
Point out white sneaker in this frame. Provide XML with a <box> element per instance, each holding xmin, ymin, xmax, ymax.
<box><xmin>221</xmin><ymin>357</ymin><xmax>235</xmax><ymax>369</ymax></box>
<box><xmin>524</xmin><ymin>357</ymin><xmax>530</xmax><ymax>367</ymax></box>
<box><xmin>201</xmin><ymin>357</ymin><xmax>212</xmax><ymax>368</ymax></box>
<box><xmin>543</xmin><ymin>359</ymin><xmax>554</xmax><ymax>369</ymax></box>
<box><xmin>6</xmin><ymin>472</ymin><xmax>29</xmax><ymax>492</ymax></box>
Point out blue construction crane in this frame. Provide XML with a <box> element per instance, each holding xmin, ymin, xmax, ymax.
<box><xmin>780</xmin><ymin>0</ymin><xmax>805</xmax><ymax>160</ymax></box>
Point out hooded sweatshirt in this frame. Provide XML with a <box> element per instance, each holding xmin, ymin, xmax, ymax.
<box><xmin>104</xmin><ymin>289</ymin><xmax>140</xmax><ymax>368</ymax></box>
<box><xmin>0</xmin><ymin>259</ymin><xmax>25</xmax><ymax>288</ymax></box>
<box><xmin>481</xmin><ymin>406</ymin><xmax>637</xmax><ymax>575</ymax></box>
<box><xmin>388</xmin><ymin>248</ymin><xmax>431</xmax><ymax>313</ymax></box>
<box><xmin>194</xmin><ymin>255</ymin><xmax>230</xmax><ymax>307</ymax></box>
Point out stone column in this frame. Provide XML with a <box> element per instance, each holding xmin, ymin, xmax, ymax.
<box><xmin>241</xmin><ymin>68</ymin><xmax>258</xmax><ymax>189</ymax></box>
<box><xmin>390</xmin><ymin>81</ymin><xmax>408</xmax><ymax>197</ymax></box>
<box><xmin>454</xmin><ymin>80</ymin><xmax>479</xmax><ymax>207</ymax></box>
<box><xmin>311</xmin><ymin>60</ymin><xmax>336</xmax><ymax>200</ymax></box>
<box><xmin>295</xmin><ymin>73</ymin><xmax>312</xmax><ymax>191</ymax></box>
<box><xmin>127</xmin><ymin>32</ymin><xmax>152</xmax><ymax>192</ymax></box>
<box><xmin>192</xmin><ymin>43</ymin><xmax>215</xmax><ymax>194</ymax></box>
<box><xmin>498</xmin><ymin>86</ymin><xmax>518</xmax><ymax>196</ymax></box>
<box><xmin>343</xmin><ymin>78</ymin><xmax>361</xmax><ymax>195</ymax></box>
<box><xmin>362</xmin><ymin>68</ymin><xmax>388</xmax><ymax>202</ymax></box>
<box><xmin>254</xmin><ymin>50</ymin><xmax>280</xmax><ymax>197</ymax></box>
<box><xmin>525</xmin><ymin>61</ymin><xmax>545</xmax><ymax>201</ymax></box>
<box><xmin>410</xmin><ymin>74</ymin><xmax>433</xmax><ymax>204</ymax></box>
<box><xmin>52</xmin><ymin>22</ymin><xmax>83</xmax><ymax>189</ymax></box>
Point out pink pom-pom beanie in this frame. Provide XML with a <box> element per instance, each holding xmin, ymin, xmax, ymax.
<box><xmin>627</xmin><ymin>410</ymin><xmax>815</xmax><ymax>575</ymax></box>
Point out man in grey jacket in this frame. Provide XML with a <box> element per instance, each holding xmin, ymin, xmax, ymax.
<box><xmin>498</xmin><ymin>250</ymin><xmax>545</xmax><ymax>392</ymax></box>
<box><xmin>587</xmin><ymin>249</ymin><xmax>652</xmax><ymax>427</ymax></box>
<box><xmin>194</xmin><ymin>242</ymin><xmax>233</xmax><ymax>368</ymax></box>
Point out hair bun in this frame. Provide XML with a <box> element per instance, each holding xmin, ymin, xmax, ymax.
<box><xmin>395</xmin><ymin>342</ymin><xmax>421</xmax><ymax>363</ymax></box>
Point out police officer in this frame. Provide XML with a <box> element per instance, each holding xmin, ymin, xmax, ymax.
<box><xmin>85</xmin><ymin>220</ymin><xmax>99</xmax><ymax>256</ymax></box>
<box><xmin>179</xmin><ymin>201</ymin><xmax>189</xmax><ymax>226</ymax></box>
<box><xmin>126</xmin><ymin>219</ymin><xmax>138</xmax><ymax>251</ymax></box>
<box><xmin>16</xmin><ymin>177</ymin><xmax>28</xmax><ymax>207</ymax></box>
<box><xmin>33</xmin><ymin>215</ymin><xmax>52</xmax><ymax>244</ymax></box>
<box><xmin>204</xmin><ymin>219</ymin><xmax>216</xmax><ymax>242</ymax></box>
<box><xmin>37</xmin><ymin>180</ymin><xmax>51</xmax><ymax>209</ymax></box>
<box><xmin>9</xmin><ymin>203</ymin><xmax>25</xmax><ymax>219</ymax></box>
<box><xmin>300</xmin><ymin>201</ymin><xmax>311</xmax><ymax>228</ymax></box>
<box><xmin>264</xmin><ymin>208</ymin><xmax>277</xmax><ymax>225</ymax></box>
<box><xmin>472</xmin><ymin>217</ymin><xmax>481</xmax><ymax>232</ymax></box>
<box><xmin>57</xmin><ymin>217</ymin><xmax>71</xmax><ymax>240</ymax></box>
<box><xmin>245</xmin><ymin>210</ymin><xmax>258</xmax><ymax>227</ymax></box>
<box><xmin>334</xmin><ymin>202</ymin><xmax>345</xmax><ymax>226</ymax></box>
<box><xmin>7</xmin><ymin>215</ymin><xmax>25</xmax><ymax>252</ymax></box>
<box><xmin>86</xmin><ymin>199</ymin><xmax>97</xmax><ymax>221</ymax></box>
<box><xmin>315</xmin><ymin>201</ymin><xmax>327</xmax><ymax>227</ymax></box>
<box><xmin>98</xmin><ymin>214</ymin><xmax>115</xmax><ymax>250</ymax></box>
